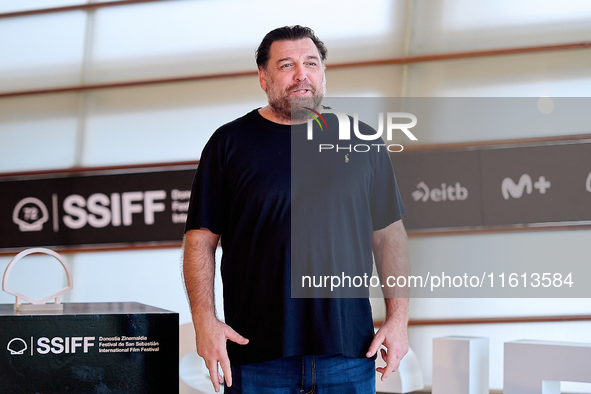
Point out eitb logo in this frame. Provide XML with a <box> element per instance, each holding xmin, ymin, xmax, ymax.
<box><xmin>305</xmin><ymin>108</ymin><xmax>418</xmax><ymax>153</ymax></box>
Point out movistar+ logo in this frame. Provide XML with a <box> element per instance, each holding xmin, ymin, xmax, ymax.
<box><xmin>501</xmin><ymin>174</ymin><xmax>551</xmax><ymax>200</ymax></box>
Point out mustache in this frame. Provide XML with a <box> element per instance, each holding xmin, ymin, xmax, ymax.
<box><xmin>287</xmin><ymin>83</ymin><xmax>315</xmax><ymax>93</ymax></box>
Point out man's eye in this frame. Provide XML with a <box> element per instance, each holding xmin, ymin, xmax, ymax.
<box><xmin>280</xmin><ymin>63</ymin><xmax>292</xmax><ymax>69</ymax></box>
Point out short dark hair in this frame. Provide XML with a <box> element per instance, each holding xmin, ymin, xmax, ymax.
<box><xmin>255</xmin><ymin>25</ymin><xmax>327</xmax><ymax>70</ymax></box>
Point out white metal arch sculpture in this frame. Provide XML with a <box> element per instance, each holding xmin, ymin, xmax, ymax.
<box><xmin>2</xmin><ymin>248</ymin><xmax>73</xmax><ymax>312</ymax></box>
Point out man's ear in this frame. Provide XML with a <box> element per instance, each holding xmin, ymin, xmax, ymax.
<box><xmin>258</xmin><ymin>67</ymin><xmax>267</xmax><ymax>92</ymax></box>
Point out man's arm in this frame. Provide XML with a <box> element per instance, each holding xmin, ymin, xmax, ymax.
<box><xmin>182</xmin><ymin>228</ymin><xmax>248</xmax><ymax>393</ymax></box>
<box><xmin>366</xmin><ymin>220</ymin><xmax>410</xmax><ymax>381</ymax></box>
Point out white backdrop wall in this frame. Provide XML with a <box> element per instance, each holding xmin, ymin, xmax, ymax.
<box><xmin>1</xmin><ymin>0</ymin><xmax>591</xmax><ymax>391</ymax></box>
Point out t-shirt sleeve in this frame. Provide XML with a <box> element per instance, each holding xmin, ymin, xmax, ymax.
<box><xmin>369</xmin><ymin>147</ymin><xmax>406</xmax><ymax>231</ymax></box>
<box><xmin>184</xmin><ymin>131</ymin><xmax>228</xmax><ymax>235</ymax></box>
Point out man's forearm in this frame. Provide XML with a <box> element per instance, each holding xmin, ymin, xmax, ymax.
<box><xmin>385</xmin><ymin>296</ymin><xmax>408</xmax><ymax>324</ymax></box>
<box><xmin>373</xmin><ymin>220</ymin><xmax>410</xmax><ymax>300</ymax></box>
<box><xmin>368</xmin><ymin>220</ymin><xmax>410</xmax><ymax>378</ymax></box>
<box><xmin>182</xmin><ymin>229</ymin><xmax>220</xmax><ymax>322</ymax></box>
<box><xmin>182</xmin><ymin>228</ymin><xmax>247</xmax><ymax>392</ymax></box>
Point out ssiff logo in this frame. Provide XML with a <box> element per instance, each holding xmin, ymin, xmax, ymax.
<box><xmin>6</xmin><ymin>336</ymin><xmax>95</xmax><ymax>356</ymax></box>
<box><xmin>7</xmin><ymin>338</ymin><xmax>27</xmax><ymax>355</ymax></box>
<box><xmin>12</xmin><ymin>197</ymin><xmax>49</xmax><ymax>232</ymax></box>
<box><xmin>306</xmin><ymin>108</ymin><xmax>418</xmax><ymax>153</ymax></box>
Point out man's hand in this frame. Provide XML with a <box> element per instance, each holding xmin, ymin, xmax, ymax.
<box><xmin>369</xmin><ymin>221</ymin><xmax>410</xmax><ymax>380</ymax></box>
<box><xmin>183</xmin><ymin>228</ymin><xmax>249</xmax><ymax>392</ymax></box>
<box><xmin>194</xmin><ymin>317</ymin><xmax>249</xmax><ymax>392</ymax></box>
<box><xmin>366</xmin><ymin>316</ymin><xmax>409</xmax><ymax>381</ymax></box>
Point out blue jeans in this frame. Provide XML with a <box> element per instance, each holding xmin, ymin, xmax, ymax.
<box><xmin>224</xmin><ymin>354</ymin><xmax>375</xmax><ymax>393</ymax></box>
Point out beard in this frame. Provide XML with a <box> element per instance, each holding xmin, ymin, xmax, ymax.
<box><xmin>264</xmin><ymin>74</ymin><xmax>325</xmax><ymax>124</ymax></box>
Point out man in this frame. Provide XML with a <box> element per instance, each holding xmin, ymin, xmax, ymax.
<box><xmin>183</xmin><ymin>25</ymin><xmax>409</xmax><ymax>393</ymax></box>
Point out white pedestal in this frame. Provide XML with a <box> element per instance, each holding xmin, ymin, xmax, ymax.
<box><xmin>504</xmin><ymin>340</ymin><xmax>591</xmax><ymax>394</ymax></box>
<box><xmin>432</xmin><ymin>336</ymin><xmax>489</xmax><ymax>394</ymax></box>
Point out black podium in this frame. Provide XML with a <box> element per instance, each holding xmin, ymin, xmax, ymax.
<box><xmin>0</xmin><ymin>302</ymin><xmax>179</xmax><ymax>393</ymax></box>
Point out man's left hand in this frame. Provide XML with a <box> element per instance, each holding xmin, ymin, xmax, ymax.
<box><xmin>366</xmin><ymin>317</ymin><xmax>409</xmax><ymax>380</ymax></box>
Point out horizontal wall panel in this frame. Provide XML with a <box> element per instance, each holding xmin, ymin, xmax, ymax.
<box><xmin>0</xmin><ymin>12</ymin><xmax>86</xmax><ymax>92</ymax></box>
<box><xmin>87</xmin><ymin>0</ymin><xmax>405</xmax><ymax>83</ymax></box>
<box><xmin>0</xmin><ymin>0</ymin><xmax>84</xmax><ymax>13</ymax></box>
<box><xmin>405</xmin><ymin>49</ymin><xmax>591</xmax><ymax>115</ymax></box>
<box><xmin>326</xmin><ymin>64</ymin><xmax>404</xmax><ymax>97</ymax></box>
<box><xmin>81</xmin><ymin>76</ymin><xmax>264</xmax><ymax>166</ymax></box>
<box><xmin>410</xmin><ymin>0</ymin><xmax>591</xmax><ymax>55</ymax></box>
<box><xmin>0</xmin><ymin>94</ymin><xmax>80</xmax><ymax>173</ymax></box>
<box><xmin>0</xmin><ymin>119</ymin><xmax>78</xmax><ymax>172</ymax></box>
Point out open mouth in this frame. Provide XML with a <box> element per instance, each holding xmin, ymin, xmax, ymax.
<box><xmin>291</xmin><ymin>88</ymin><xmax>312</xmax><ymax>96</ymax></box>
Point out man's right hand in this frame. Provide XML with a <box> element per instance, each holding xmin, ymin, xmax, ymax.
<box><xmin>195</xmin><ymin>317</ymin><xmax>249</xmax><ymax>392</ymax></box>
<box><xmin>183</xmin><ymin>229</ymin><xmax>249</xmax><ymax>391</ymax></box>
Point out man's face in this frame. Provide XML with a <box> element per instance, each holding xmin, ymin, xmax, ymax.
<box><xmin>258</xmin><ymin>38</ymin><xmax>326</xmax><ymax>123</ymax></box>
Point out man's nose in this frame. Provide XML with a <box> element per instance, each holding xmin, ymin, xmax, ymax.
<box><xmin>293</xmin><ymin>64</ymin><xmax>308</xmax><ymax>82</ymax></box>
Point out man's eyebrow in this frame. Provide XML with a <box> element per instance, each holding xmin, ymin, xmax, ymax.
<box><xmin>276</xmin><ymin>55</ymin><xmax>321</xmax><ymax>64</ymax></box>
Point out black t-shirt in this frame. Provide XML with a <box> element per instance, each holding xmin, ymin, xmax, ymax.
<box><xmin>185</xmin><ymin>109</ymin><xmax>405</xmax><ymax>365</ymax></box>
